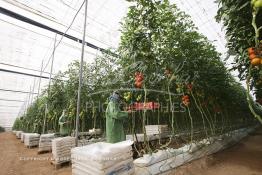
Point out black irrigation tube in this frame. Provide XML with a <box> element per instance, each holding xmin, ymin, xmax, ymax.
<box><xmin>0</xmin><ymin>88</ymin><xmax>37</xmax><ymax>94</ymax></box>
<box><xmin>0</xmin><ymin>6</ymin><xmax>118</xmax><ymax>57</ymax></box>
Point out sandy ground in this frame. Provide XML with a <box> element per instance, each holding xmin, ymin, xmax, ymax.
<box><xmin>0</xmin><ymin>128</ymin><xmax>261</xmax><ymax>175</ymax></box>
<box><xmin>0</xmin><ymin>132</ymin><xmax>70</xmax><ymax>175</ymax></box>
<box><xmin>173</xmin><ymin>128</ymin><xmax>262</xmax><ymax>175</ymax></box>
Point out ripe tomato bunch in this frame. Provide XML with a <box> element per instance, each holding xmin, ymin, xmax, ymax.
<box><xmin>182</xmin><ymin>95</ymin><xmax>190</xmax><ymax>106</ymax></box>
<box><xmin>135</xmin><ymin>72</ymin><xmax>144</xmax><ymax>88</ymax></box>
<box><xmin>248</xmin><ymin>47</ymin><xmax>262</xmax><ymax>66</ymax></box>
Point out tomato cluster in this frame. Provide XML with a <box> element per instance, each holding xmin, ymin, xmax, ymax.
<box><xmin>182</xmin><ymin>95</ymin><xmax>190</xmax><ymax>106</ymax></box>
<box><xmin>124</xmin><ymin>92</ymin><xmax>131</xmax><ymax>102</ymax></box>
<box><xmin>135</xmin><ymin>72</ymin><xmax>144</xmax><ymax>88</ymax></box>
<box><xmin>248</xmin><ymin>47</ymin><xmax>262</xmax><ymax>66</ymax></box>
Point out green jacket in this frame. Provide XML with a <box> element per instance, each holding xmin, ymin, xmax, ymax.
<box><xmin>59</xmin><ymin>112</ymin><xmax>69</xmax><ymax>136</ymax></box>
<box><xmin>106</xmin><ymin>101</ymin><xmax>128</xmax><ymax>143</ymax></box>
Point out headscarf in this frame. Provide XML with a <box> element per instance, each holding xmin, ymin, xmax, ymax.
<box><xmin>109</xmin><ymin>91</ymin><xmax>120</xmax><ymax>103</ymax></box>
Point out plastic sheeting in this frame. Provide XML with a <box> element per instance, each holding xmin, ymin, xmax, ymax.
<box><xmin>71</xmin><ymin>140</ymin><xmax>134</xmax><ymax>175</ymax></box>
<box><xmin>0</xmin><ymin>0</ymin><xmax>129</xmax><ymax>127</ymax></box>
<box><xmin>38</xmin><ymin>133</ymin><xmax>55</xmax><ymax>152</ymax></box>
<box><xmin>24</xmin><ymin>133</ymin><xmax>40</xmax><ymax>147</ymax></box>
<box><xmin>0</xmin><ymin>0</ymin><xmax>227</xmax><ymax>127</ymax></box>
<box><xmin>134</xmin><ymin>127</ymin><xmax>256</xmax><ymax>175</ymax></box>
<box><xmin>52</xmin><ymin>136</ymin><xmax>76</xmax><ymax>164</ymax></box>
<box><xmin>15</xmin><ymin>130</ymin><xmax>23</xmax><ymax>138</ymax></box>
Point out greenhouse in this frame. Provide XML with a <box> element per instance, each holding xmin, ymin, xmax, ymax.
<box><xmin>0</xmin><ymin>0</ymin><xmax>262</xmax><ymax>175</ymax></box>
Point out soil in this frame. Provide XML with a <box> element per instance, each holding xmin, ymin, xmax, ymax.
<box><xmin>0</xmin><ymin>132</ymin><xmax>70</xmax><ymax>175</ymax></box>
<box><xmin>0</xmin><ymin>128</ymin><xmax>261</xmax><ymax>175</ymax></box>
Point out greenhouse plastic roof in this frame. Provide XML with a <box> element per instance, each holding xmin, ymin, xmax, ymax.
<box><xmin>0</xmin><ymin>0</ymin><xmax>227</xmax><ymax>128</ymax></box>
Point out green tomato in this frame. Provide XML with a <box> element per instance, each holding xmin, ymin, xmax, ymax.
<box><xmin>254</xmin><ymin>0</ymin><xmax>262</xmax><ymax>7</ymax></box>
<box><xmin>136</xmin><ymin>94</ymin><xmax>142</xmax><ymax>101</ymax></box>
<box><xmin>124</xmin><ymin>93</ymin><xmax>131</xmax><ymax>101</ymax></box>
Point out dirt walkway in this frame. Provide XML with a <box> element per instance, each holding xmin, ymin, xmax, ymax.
<box><xmin>0</xmin><ymin>132</ymin><xmax>70</xmax><ymax>175</ymax></box>
<box><xmin>173</xmin><ymin>128</ymin><xmax>262</xmax><ymax>175</ymax></box>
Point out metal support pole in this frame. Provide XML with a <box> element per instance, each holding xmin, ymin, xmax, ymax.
<box><xmin>42</xmin><ymin>34</ymin><xmax>57</xmax><ymax>134</ymax></box>
<box><xmin>24</xmin><ymin>86</ymin><xmax>31</xmax><ymax>116</ymax></box>
<box><xmin>31</xmin><ymin>78</ymin><xmax>36</xmax><ymax>104</ymax></box>
<box><xmin>37</xmin><ymin>60</ymin><xmax>44</xmax><ymax>98</ymax></box>
<box><xmin>48</xmin><ymin>35</ymin><xmax>57</xmax><ymax>94</ymax></box>
<box><xmin>75</xmin><ymin>0</ymin><xmax>88</xmax><ymax>146</ymax></box>
<box><xmin>27</xmin><ymin>86</ymin><xmax>31</xmax><ymax>109</ymax></box>
<box><xmin>22</xmin><ymin>96</ymin><xmax>26</xmax><ymax>116</ymax></box>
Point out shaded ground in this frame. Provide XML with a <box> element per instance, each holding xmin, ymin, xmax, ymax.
<box><xmin>0</xmin><ymin>128</ymin><xmax>261</xmax><ymax>175</ymax></box>
<box><xmin>0</xmin><ymin>132</ymin><xmax>70</xmax><ymax>175</ymax></box>
<box><xmin>172</xmin><ymin>127</ymin><xmax>262</xmax><ymax>175</ymax></box>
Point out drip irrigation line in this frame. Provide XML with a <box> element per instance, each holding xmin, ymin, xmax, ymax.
<box><xmin>0</xmin><ymin>6</ymin><xmax>118</xmax><ymax>61</ymax></box>
<box><xmin>0</xmin><ymin>88</ymin><xmax>37</xmax><ymax>94</ymax></box>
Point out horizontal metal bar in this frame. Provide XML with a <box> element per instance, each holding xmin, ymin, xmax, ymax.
<box><xmin>0</xmin><ymin>88</ymin><xmax>38</xmax><ymax>94</ymax></box>
<box><xmin>0</xmin><ymin>68</ymin><xmax>50</xmax><ymax>79</ymax></box>
<box><xmin>0</xmin><ymin>98</ymin><xmax>25</xmax><ymax>102</ymax></box>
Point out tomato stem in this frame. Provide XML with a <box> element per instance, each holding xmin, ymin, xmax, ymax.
<box><xmin>246</xmin><ymin>66</ymin><xmax>262</xmax><ymax>124</ymax></box>
<box><xmin>142</xmin><ymin>84</ymin><xmax>152</xmax><ymax>154</ymax></box>
<box><xmin>258</xmin><ymin>26</ymin><xmax>262</xmax><ymax>32</ymax></box>
<box><xmin>251</xmin><ymin>9</ymin><xmax>260</xmax><ymax>48</ymax></box>
<box><xmin>191</xmin><ymin>91</ymin><xmax>208</xmax><ymax>139</ymax></box>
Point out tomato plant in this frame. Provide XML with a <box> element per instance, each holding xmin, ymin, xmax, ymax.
<box><xmin>13</xmin><ymin>0</ymin><xmax>257</xmax><ymax>154</ymax></box>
